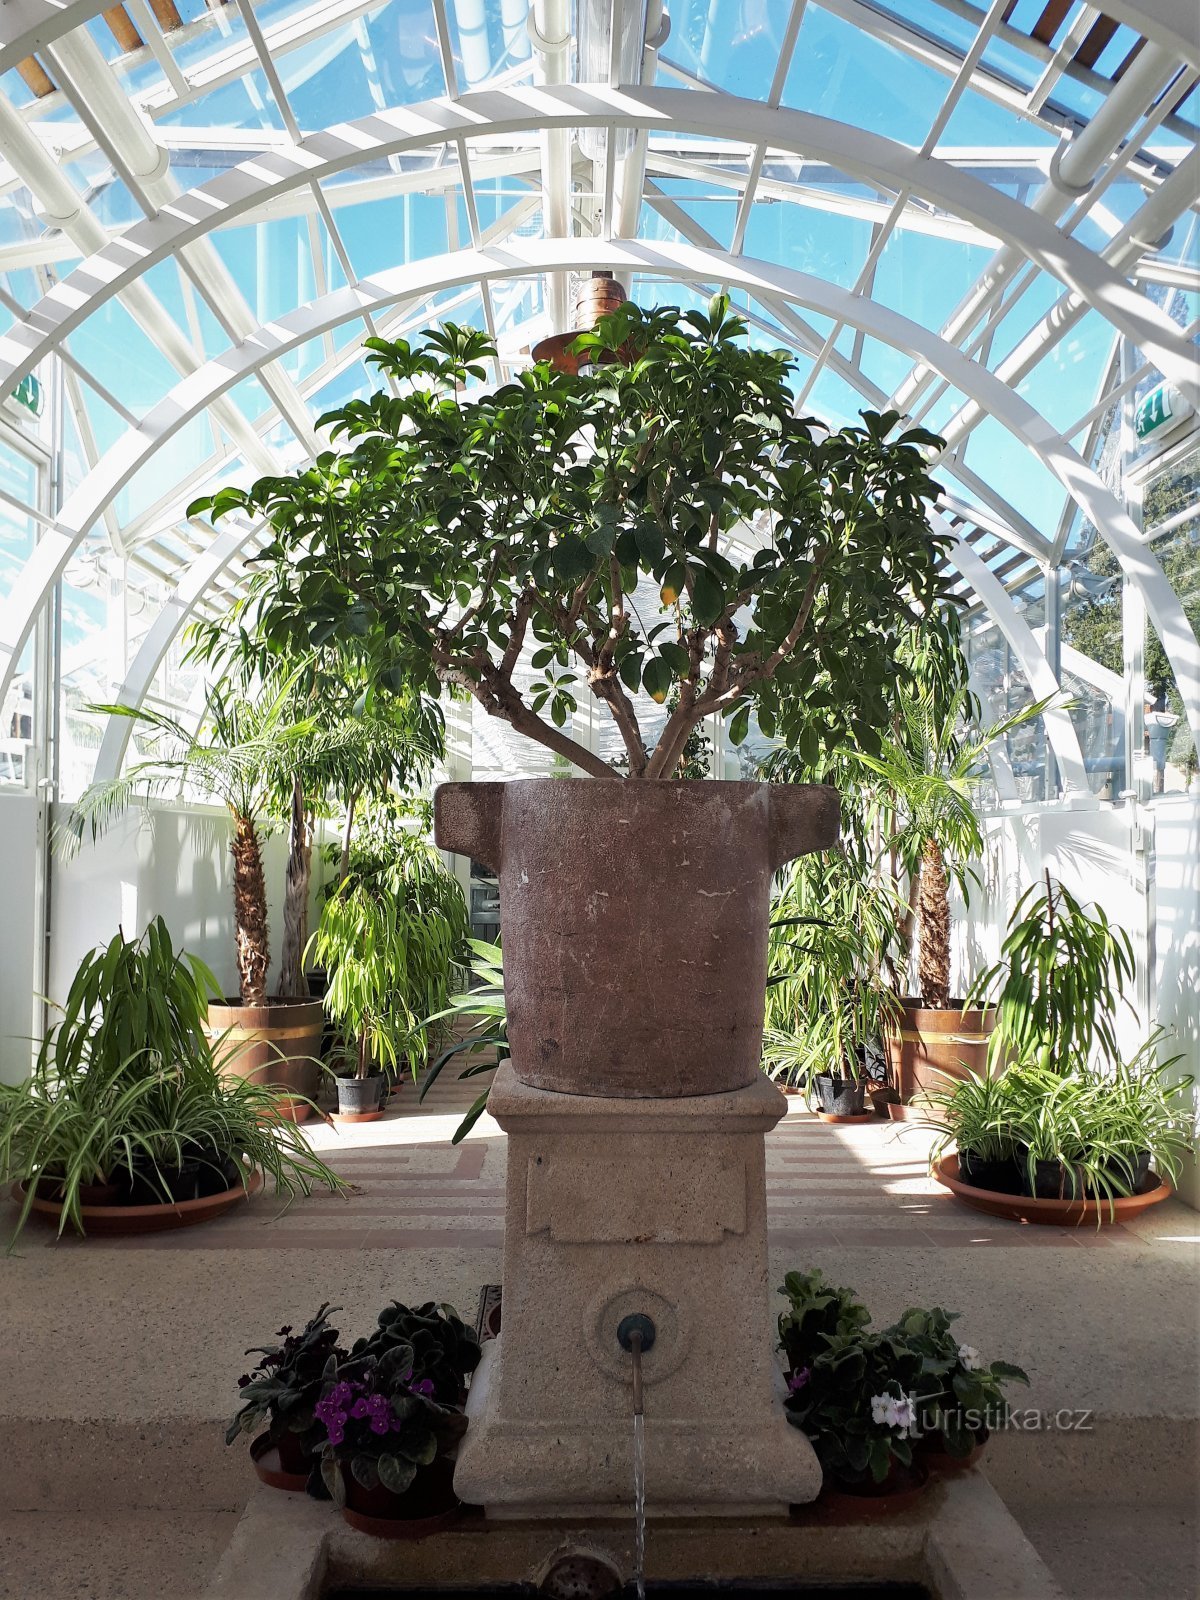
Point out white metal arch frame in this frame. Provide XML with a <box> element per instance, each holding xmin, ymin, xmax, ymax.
<box><xmin>3</xmin><ymin>1</ymin><xmax>1196</xmax><ymax>85</ymax></box>
<box><xmin>2</xmin><ymin>237</ymin><xmax>1192</xmax><ymax>762</ymax></box>
<box><xmin>0</xmin><ymin>85</ymin><xmax>1195</xmax><ymax>408</ymax></box>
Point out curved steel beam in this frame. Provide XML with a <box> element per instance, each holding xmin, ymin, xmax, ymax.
<box><xmin>945</xmin><ymin>532</ymin><xmax>1090</xmax><ymax>797</ymax></box>
<box><xmin>0</xmin><ymin>85</ymin><xmax>1194</xmax><ymax>405</ymax></box>
<box><xmin>2</xmin><ymin>239</ymin><xmax>1194</xmax><ymax>763</ymax></box>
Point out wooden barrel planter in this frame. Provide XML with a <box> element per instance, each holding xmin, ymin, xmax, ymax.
<box><xmin>206</xmin><ymin>998</ymin><xmax>325</xmax><ymax>1122</ymax></box>
<box><xmin>884</xmin><ymin>1002</ymin><xmax>995</xmax><ymax>1107</ymax></box>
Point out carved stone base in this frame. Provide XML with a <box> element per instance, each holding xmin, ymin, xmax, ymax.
<box><xmin>453</xmin><ymin>1063</ymin><xmax>821</xmax><ymax>1518</ymax></box>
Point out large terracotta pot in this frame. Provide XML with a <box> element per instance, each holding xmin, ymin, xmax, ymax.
<box><xmin>205</xmin><ymin>997</ymin><xmax>324</xmax><ymax>1121</ymax></box>
<box><xmin>434</xmin><ymin>779</ymin><xmax>839</xmax><ymax>1097</ymax></box>
<box><xmin>884</xmin><ymin>1002</ymin><xmax>995</xmax><ymax>1104</ymax></box>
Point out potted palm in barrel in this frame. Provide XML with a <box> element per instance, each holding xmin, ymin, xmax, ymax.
<box><xmin>190</xmin><ymin>295</ymin><xmax>954</xmax><ymax>1099</ymax></box>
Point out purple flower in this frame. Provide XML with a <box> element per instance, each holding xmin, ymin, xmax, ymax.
<box><xmin>350</xmin><ymin>1398</ymin><xmax>370</xmax><ymax>1419</ymax></box>
<box><xmin>410</xmin><ymin>1378</ymin><xmax>435</xmax><ymax>1399</ymax></box>
<box><xmin>369</xmin><ymin>1414</ymin><xmax>391</xmax><ymax>1435</ymax></box>
<box><xmin>326</xmin><ymin>1420</ymin><xmax>344</xmax><ymax>1446</ymax></box>
<box><xmin>277</xmin><ymin>1325</ymin><xmax>293</xmax><ymax>1337</ymax></box>
<box><xmin>788</xmin><ymin>1367</ymin><xmax>811</xmax><ymax>1394</ymax></box>
<box><xmin>237</xmin><ymin>1375</ymin><xmax>251</xmax><ymax>1389</ymax></box>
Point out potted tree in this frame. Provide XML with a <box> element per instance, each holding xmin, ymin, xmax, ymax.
<box><xmin>855</xmin><ymin>665</ymin><xmax>1047</xmax><ymax>1108</ymax></box>
<box><xmin>190</xmin><ymin>296</ymin><xmax>953</xmax><ymax>1099</ymax></box>
<box><xmin>184</xmin><ymin>625</ymin><xmax>445</xmax><ymax>1002</ymax></box>
<box><xmin>307</xmin><ymin>813</ymin><xmax>469</xmax><ymax>1121</ymax></box>
<box><xmin>763</xmin><ymin>844</ymin><xmax>899</xmax><ymax>1118</ymax></box>
<box><xmin>65</xmin><ymin>668</ymin><xmax>437</xmax><ymax>1119</ymax></box>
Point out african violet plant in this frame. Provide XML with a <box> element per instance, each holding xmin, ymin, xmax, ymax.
<box><xmin>313</xmin><ymin>1345</ymin><xmax>469</xmax><ymax>1506</ymax></box>
<box><xmin>345</xmin><ymin>1299</ymin><xmax>482</xmax><ymax>1405</ymax></box>
<box><xmin>778</xmin><ymin>1269</ymin><xmax>1028</xmax><ymax>1488</ymax></box>
<box><xmin>226</xmin><ymin>1303</ymin><xmax>344</xmax><ymax>1472</ymax></box>
<box><xmin>189</xmin><ymin>297</ymin><xmax>953</xmax><ymax>781</ymax></box>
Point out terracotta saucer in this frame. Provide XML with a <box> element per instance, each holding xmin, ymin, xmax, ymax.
<box><xmin>250</xmin><ymin>1433</ymin><xmax>310</xmax><ymax>1492</ymax></box>
<box><xmin>13</xmin><ymin>1170</ymin><xmax>263</xmax><ymax>1236</ymax></box>
<box><xmin>330</xmin><ymin>1109</ymin><xmax>386</xmax><ymax>1124</ymax></box>
<box><xmin>816</xmin><ymin>1110</ymin><xmax>877</xmax><ymax>1125</ymax></box>
<box><xmin>932</xmin><ymin>1154</ymin><xmax>1170</xmax><ymax>1226</ymax></box>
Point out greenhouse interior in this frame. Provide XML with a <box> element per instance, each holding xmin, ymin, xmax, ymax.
<box><xmin>0</xmin><ymin>1</ymin><xmax>1198</xmax><ymax>1597</ymax></box>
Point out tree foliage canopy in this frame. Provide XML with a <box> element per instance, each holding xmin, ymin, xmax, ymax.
<box><xmin>191</xmin><ymin>296</ymin><xmax>954</xmax><ymax>779</ymax></box>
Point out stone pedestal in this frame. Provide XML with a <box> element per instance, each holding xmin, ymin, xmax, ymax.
<box><xmin>453</xmin><ymin>1063</ymin><xmax>821</xmax><ymax>1518</ymax></box>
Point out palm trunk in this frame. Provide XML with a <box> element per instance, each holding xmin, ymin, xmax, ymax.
<box><xmin>278</xmin><ymin>776</ymin><xmax>312</xmax><ymax>999</ymax></box>
<box><xmin>917</xmin><ymin>838</ymin><xmax>951</xmax><ymax>1008</ymax></box>
<box><xmin>230</xmin><ymin>810</ymin><xmax>270</xmax><ymax>1006</ymax></box>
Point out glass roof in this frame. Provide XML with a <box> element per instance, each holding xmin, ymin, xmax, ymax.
<box><xmin>0</xmin><ymin>0</ymin><xmax>1197</xmax><ymax>794</ymax></box>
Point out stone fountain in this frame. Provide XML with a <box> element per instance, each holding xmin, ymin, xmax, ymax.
<box><xmin>435</xmin><ymin>777</ymin><xmax>838</xmax><ymax>1519</ymax></box>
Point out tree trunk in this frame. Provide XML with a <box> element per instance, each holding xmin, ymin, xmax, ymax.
<box><xmin>277</xmin><ymin>776</ymin><xmax>312</xmax><ymax>999</ymax></box>
<box><xmin>917</xmin><ymin>838</ymin><xmax>951</xmax><ymax>1008</ymax></box>
<box><xmin>231</xmin><ymin>810</ymin><xmax>270</xmax><ymax>1006</ymax></box>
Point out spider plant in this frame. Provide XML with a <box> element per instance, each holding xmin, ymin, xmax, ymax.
<box><xmin>920</xmin><ymin>1065</ymin><xmax>1019</xmax><ymax>1169</ymax></box>
<box><xmin>417</xmin><ymin>940</ymin><xmax>506</xmax><ymax>1143</ymax></box>
<box><xmin>0</xmin><ymin>921</ymin><xmax>348</xmax><ymax>1246</ymax></box>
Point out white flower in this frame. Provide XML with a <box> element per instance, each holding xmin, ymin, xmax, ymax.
<box><xmin>871</xmin><ymin>1391</ymin><xmax>916</xmax><ymax>1431</ymax></box>
<box><xmin>892</xmin><ymin>1395</ymin><xmax>916</xmax><ymax>1431</ymax></box>
<box><xmin>958</xmin><ymin>1344</ymin><xmax>983</xmax><ymax>1372</ymax></box>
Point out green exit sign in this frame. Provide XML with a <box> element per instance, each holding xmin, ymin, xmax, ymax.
<box><xmin>1134</xmin><ymin>382</ymin><xmax>1187</xmax><ymax>442</ymax></box>
<box><xmin>8</xmin><ymin>372</ymin><xmax>42</xmax><ymax>418</ymax></box>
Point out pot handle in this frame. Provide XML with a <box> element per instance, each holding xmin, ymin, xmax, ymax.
<box><xmin>434</xmin><ymin>782</ymin><xmax>504</xmax><ymax>873</ymax></box>
<box><xmin>768</xmin><ymin>784</ymin><xmax>840</xmax><ymax>869</ymax></box>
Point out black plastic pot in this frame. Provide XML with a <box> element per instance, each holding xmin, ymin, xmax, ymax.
<box><xmin>336</xmin><ymin>1076</ymin><xmax>384</xmax><ymax>1116</ymax></box>
<box><xmin>813</xmin><ymin>1074</ymin><xmax>866</xmax><ymax>1116</ymax></box>
<box><xmin>1023</xmin><ymin>1156</ymin><xmax>1084</xmax><ymax>1201</ymax></box>
<box><xmin>1103</xmin><ymin>1148</ymin><xmax>1152</xmax><ymax>1195</ymax></box>
<box><xmin>120</xmin><ymin>1156</ymin><xmax>204</xmax><ymax>1205</ymax></box>
<box><xmin>958</xmin><ymin>1149</ymin><xmax>1021</xmax><ymax>1195</ymax></box>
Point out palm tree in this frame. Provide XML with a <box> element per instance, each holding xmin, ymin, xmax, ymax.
<box><xmin>62</xmin><ymin>675</ymin><xmax>312</xmax><ymax>1006</ymax></box>
<box><xmin>855</xmin><ymin>682</ymin><xmax>1047</xmax><ymax>1008</ymax></box>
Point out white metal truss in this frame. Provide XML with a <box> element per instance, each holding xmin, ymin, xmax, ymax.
<box><xmin>2</xmin><ymin>235</ymin><xmax>1196</xmax><ymax>765</ymax></box>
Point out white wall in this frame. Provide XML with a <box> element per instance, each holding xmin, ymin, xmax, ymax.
<box><xmin>0</xmin><ymin>790</ymin><xmax>40</xmax><ymax>1085</ymax></box>
<box><xmin>1152</xmin><ymin>796</ymin><xmax>1200</xmax><ymax>1208</ymax></box>
<box><xmin>0</xmin><ymin>797</ymin><xmax>334</xmax><ymax>1084</ymax></box>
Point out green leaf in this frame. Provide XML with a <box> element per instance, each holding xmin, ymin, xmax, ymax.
<box><xmin>689</xmin><ymin>567</ymin><xmax>724</xmax><ymax>627</ymax></box>
<box><xmin>377</xmin><ymin>1453</ymin><xmax>419</xmax><ymax>1495</ymax></box>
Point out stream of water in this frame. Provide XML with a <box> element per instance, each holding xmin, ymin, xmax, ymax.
<box><xmin>632</xmin><ymin>1410</ymin><xmax>647</xmax><ymax>1600</ymax></box>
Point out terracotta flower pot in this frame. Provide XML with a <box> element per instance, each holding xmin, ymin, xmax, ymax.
<box><xmin>206</xmin><ymin>997</ymin><xmax>324</xmax><ymax>1121</ymax></box>
<box><xmin>250</xmin><ymin>1431</ymin><xmax>311</xmax><ymax>1492</ymax></box>
<box><xmin>435</xmin><ymin>779</ymin><xmax>839</xmax><ymax>1097</ymax></box>
<box><xmin>340</xmin><ymin>1455</ymin><xmax>460</xmax><ymax>1539</ymax></box>
<box><xmin>884</xmin><ymin>1001</ymin><xmax>996</xmax><ymax>1105</ymax></box>
<box><xmin>819</xmin><ymin>1459</ymin><xmax>929</xmax><ymax>1515</ymax></box>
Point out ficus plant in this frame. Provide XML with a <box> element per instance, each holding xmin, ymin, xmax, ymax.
<box><xmin>188</xmin><ymin>297</ymin><xmax>954</xmax><ymax>780</ymax></box>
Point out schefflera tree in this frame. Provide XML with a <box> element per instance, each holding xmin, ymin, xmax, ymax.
<box><xmin>189</xmin><ymin>297</ymin><xmax>954</xmax><ymax>780</ymax></box>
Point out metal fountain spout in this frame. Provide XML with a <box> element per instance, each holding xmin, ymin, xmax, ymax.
<box><xmin>618</xmin><ymin>1312</ymin><xmax>656</xmax><ymax>1412</ymax></box>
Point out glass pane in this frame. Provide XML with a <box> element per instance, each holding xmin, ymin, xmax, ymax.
<box><xmin>0</xmin><ymin>443</ymin><xmax>41</xmax><ymax>787</ymax></box>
